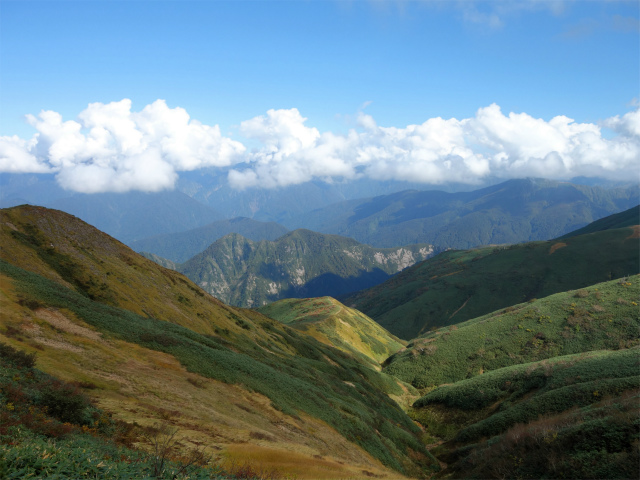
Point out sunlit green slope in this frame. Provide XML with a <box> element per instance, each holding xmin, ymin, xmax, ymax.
<box><xmin>258</xmin><ymin>296</ymin><xmax>406</xmax><ymax>368</ymax></box>
<box><xmin>344</xmin><ymin>225</ymin><xmax>639</xmax><ymax>339</ymax></box>
<box><xmin>0</xmin><ymin>205</ymin><xmax>436</xmax><ymax>478</ymax></box>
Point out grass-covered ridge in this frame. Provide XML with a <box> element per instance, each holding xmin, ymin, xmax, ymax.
<box><xmin>410</xmin><ymin>348</ymin><xmax>640</xmax><ymax>479</ymax></box>
<box><xmin>258</xmin><ymin>296</ymin><xmax>406</xmax><ymax>367</ymax></box>
<box><xmin>383</xmin><ymin>275</ymin><xmax>640</xmax><ymax>388</ymax></box>
<box><xmin>344</xmin><ymin>224</ymin><xmax>639</xmax><ymax>339</ymax></box>
<box><xmin>0</xmin><ymin>257</ymin><xmax>436</xmax><ymax>476</ymax></box>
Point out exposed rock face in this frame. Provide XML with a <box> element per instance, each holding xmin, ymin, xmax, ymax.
<box><xmin>178</xmin><ymin>229</ymin><xmax>437</xmax><ymax>307</ymax></box>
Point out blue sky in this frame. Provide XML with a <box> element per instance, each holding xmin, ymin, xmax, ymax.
<box><xmin>1</xmin><ymin>1</ymin><xmax>639</xmax><ymax>192</ymax></box>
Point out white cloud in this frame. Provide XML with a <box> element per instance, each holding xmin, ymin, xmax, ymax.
<box><xmin>1</xmin><ymin>99</ymin><xmax>245</xmax><ymax>193</ymax></box>
<box><xmin>230</xmin><ymin>104</ymin><xmax>640</xmax><ymax>188</ymax></box>
<box><xmin>2</xmin><ymin>100</ymin><xmax>639</xmax><ymax>192</ymax></box>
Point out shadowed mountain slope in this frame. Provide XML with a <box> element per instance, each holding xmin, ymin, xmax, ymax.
<box><xmin>285</xmin><ymin>178</ymin><xmax>639</xmax><ymax>248</ymax></box>
<box><xmin>343</xmin><ymin>224</ymin><xmax>640</xmax><ymax>340</ymax></box>
<box><xmin>178</xmin><ymin>229</ymin><xmax>436</xmax><ymax>308</ymax></box>
<box><xmin>0</xmin><ymin>205</ymin><xmax>437</xmax><ymax>478</ymax></box>
<box><xmin>258</xmin><ymin>296</ymin><xmax>406</xmax><ymax>368</ymax></box>
<box><xmin>131</xmin><ymin>217</ymin><xmax>289</xmax><ymax>263</ymax></box>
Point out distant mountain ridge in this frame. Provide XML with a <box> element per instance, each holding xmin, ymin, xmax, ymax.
<box><xmin>47</xmin><ymin>190</ymin><xmax>224</xmax><ymax>244</ymax></box>
<box><xmin>178</xmin><ymin>229</ymin><xmax>436</xmax><ymax>308</ymax></box>
<box><xmin>343</xmin><ymin>222</ymin><xmax>640</xmax><ymax>339</ymax></box>
<box><xmin>131</xmin><ymin>217</ymin><xmax>289</xmax><ymax>262</ymax></box>
<box><xmin>558</xmin><ymin>204</ymin><xmax>639</xmax><ymax>239</ymax></box>
<box><xmin>285</xmin><ymin>178</ymin><xmax>639</xmax><ymax>248</ymax></box>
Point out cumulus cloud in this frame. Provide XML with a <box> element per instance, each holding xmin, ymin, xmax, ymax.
<box><xmin>228</xmin><ymin>104</ymin><xmax>639</xmax><ymax>189</ymax></box>
<box><xmin>1</xmin><ymin>99</ymin><xmax>245</xmax><ymax>193</ymax></box>
<box><xmin>2</xmin><ymin>100</ymin><xmax>639</xmax><ymax>192</ymax></box>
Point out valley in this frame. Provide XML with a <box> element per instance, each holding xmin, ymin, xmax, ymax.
<box><xmin>1</xmin><ymin>185</ymin><xmax>638</xmax><ymax>479</ymax></box>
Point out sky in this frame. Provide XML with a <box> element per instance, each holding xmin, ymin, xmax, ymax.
<box><xmin>1</xmin><ymin>0</ymin><xmax>639</xmax><ymax>193</ymax></box>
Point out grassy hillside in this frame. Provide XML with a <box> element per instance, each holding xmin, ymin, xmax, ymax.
<box><xmin>411</xmin><ymin>348</ymin><xmax>639</xmax><ymax>479</ymax></box>
<box><xmin>343</xmin><ymin>225</ymin><xmax>639</xmax><ymax>339</ymax></box>
<box><xmin>0</xmin><ymin>205</ymin><xmax>437</xmax><ymax>478</ymax></box>
<box><xmin>131</xmin><ymin>217</ymin><xmax>289</xmax><ymax>263</ymax></box>
<box><xmin>383</xmin><ymin>275</ymin><xmax>640</xmax><ymax>389</ymax></box>
<box><xmin>286</xmin><ymin>178</ymin><xmax>639</xmax><ymax>248</ymax></box>
<box><xmin>558</xmin><ymin>204</ymin><xmax>639</xmax><ymax>239</ymax></box>
<box><xmin>258</xmin><ymin>296</ymin><xmax>406</xmax><ymax>368</ymax></box>
<box><xmin>0</xmin><ymin>342</ymin><xmax>237</xmax><ymax>479</ymax></box>
<box><xmin>178</xmin><ymin>229</ymin><xmax>436</xmax><ymax>308</ymax></box>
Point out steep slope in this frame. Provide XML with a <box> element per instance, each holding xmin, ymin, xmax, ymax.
<box><xmin>258</xmin><ymin>296</ymin><xmax>406</xmax><ymax>368</ymax></box>
<box><xmin>412</xmin><ymin>348</ymin><xmax>640</xmax><ymax>479</ymax></box>
<box><xmin>47</xmin><ymin>190</ymin><xmax>224</xmax><ymax>244</ymax></box>
<box><xmin>558</xmin><ymin>204</ymin><xmax>639</xmax><ymax>239</ymax></box>
<box><xmin>383</xmin><ymin>275</ymin><xmax>640</xmax><ymax>388</ymax></box>
<box><xmin>179</xmin><ymin>230</ymin><xmax>436</xmax><ymax>308</ymax></box>
<box><xmin>0</xmin><ymin>205</ymin><xmax>437</xmax><ymax>478</ymax></box>
<box><xmin>285</xmin><ymin>178</ymin><xmax>639</xmax><ymax>248</ymax></box>
<box><xmin>343</xmin><ymin>225</ymin><xmax>640</xmax><ymax>339</ymax></box>
<box><xmin>130</xmin><ymin>217</ymin><xmax>289</xmax><ymax>263</ymax></box>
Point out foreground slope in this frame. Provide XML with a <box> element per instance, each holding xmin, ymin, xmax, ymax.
<box><xmin>258</xmin><ymin>296</ymin><xmax>406</xmax><ymax>368</ymax></box>
<box><xmin>286</xmin><ymin>178</ymin><xmax>639</xmax><ymax>248</ymax></box>
<box><xmin>344</xmin><ymin>224</ymin><xmax>639</xmax><ymax>339</ymax></box>
<box><xmin>383</xmin><ymin>275</ymin><xmax>640</xmax><ymax>389</ymax></box>
<box><xmin>413</xmin><ymin>348</ymin><xmax>639</xmax><ymax>479</ymax></box>
<box><xmin>0</xmin><ymin>205</ymin><xmax>436</xmax><ymax>478</ymax></box>
<box><xmin>179</xmin><ymin>229</ymin><xmax>435</xmax><ymax>308</ymax></box>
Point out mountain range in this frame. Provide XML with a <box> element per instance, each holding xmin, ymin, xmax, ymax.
<box><xmin>284</xmin><ymin>178</ymin><xmax>639</xmax><ymax>248</ymax></box>
<box><xmin>176</xmin><ymin>229</ymin><xmax>436</xmax><ymax>307</ymax></box>
<box><xmin>1</xmin><ymin>187</ymin><xmax>639</xmax><ymax>479</ymax></box>
<box><xmin>0</xmin><ymin>204</ymin><xmax>436</xmax><ymax>478</ymax></box>
<box><xmin>131</xmin><ymin>217</ymin><xmax>289</xmax><ymax>263</ymax></box>
<box><xmin>343</xmin><ymin>215</ymin><xmax>639</xmax><ymax>339</ymax></box>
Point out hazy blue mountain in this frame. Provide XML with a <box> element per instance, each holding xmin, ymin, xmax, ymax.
<box><xmin>177</xmin><ymin>229</ymin><xmax>437</xmax><ymax>307</ymax></box>
<box><xmin>284</xmin><ymin>178</ymin><xmax>639</xmax><ymax>248</ymax></box>
<box><xmin>131</xmin><ymin>217</ymin><xmax>289</xmax><ymax>262</ymax></box>
<box><xmin>0</xmin><ymin>173</ymin><xmax>69</xmax><ymax>206</ymax></box>
<box><xmin>47</xmin><ymin>191</ymin><xmax>224</xmax><ymax>244</ymax></box>
<box><xmin>176</xmin><ymin>168</ymin><xmax>480</xmax><ymax>222</ymax></box>
<box><xmin>558</xmin><ymin>204</ymin><xmax>639</xmax><ymax>239</ymax></box>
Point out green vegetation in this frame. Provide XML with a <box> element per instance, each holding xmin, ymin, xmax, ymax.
<box><xmin>384</xmin><ymin>275</ymin><xmax>640</xmax><ymax>388</ymax></box>
<box><xmin>132</xmin><ymin>217</ymin><xmax>289</xmax><ymax>263</ymax></box>
<box><xmin>0</xmin><ymin>342</ymin><xmax>273</xmax><ymax>479</ymax></box>
<box><xmin>0</xmin><ymin>259</ymin><xmax>436</xmax><ymax>476</ymax></box>
<box><xmin>258</xmin><ymin>296</ymin><xmax>406</xmax><ymax>367</ymax></box>
<box><xmin>558</xmin><ymin>204</ymin><xmax>639</xmax><ymax>239</ymax></box>
<box><xmin>345</xmin><ymin>225</ymin><xmax>639</xmax><ymax>339</ymax></box>
<box><xmin>178</xmin><ymin>229</ymin><xmax>435</xmax><ymax>308</ymax></box>
<box><xmin>409</xmin><ymin>349</ymin><xmax>639</xmax><ymax>479</ymax></box>
<box><xmin>287</xmin><ymin>178</ymin><xmax>639</xmax><ymax>248</ymax></box>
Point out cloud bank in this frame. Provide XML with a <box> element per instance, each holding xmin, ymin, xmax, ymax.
<box><xmin>0</xmin><ymin>99</ymin><xmax>245</xmax><ymax>193</ymax></box>
<box><xmin>1</xmin><ymin>99</ymin><xmax>638</xmax><ymax>193</ymax></box>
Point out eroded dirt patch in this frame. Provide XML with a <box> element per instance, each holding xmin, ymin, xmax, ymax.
<box><xmin>34</xmin><ymin>308</ymin><xmax>102</xmax><ymax>340</ymax></box>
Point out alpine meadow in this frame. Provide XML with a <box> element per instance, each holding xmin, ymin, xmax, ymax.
<box><xmin>1</xmin><ymin>1</ymin><xmax>639</xmax><ymax>479</ymax></box>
